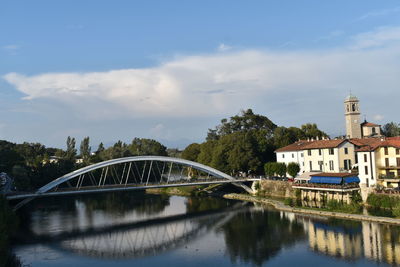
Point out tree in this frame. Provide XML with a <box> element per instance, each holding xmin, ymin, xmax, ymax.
<box><xmin>275</xmin><ymin>162</ymin><xmax>287</xmax><ymax>177</ymax></box>
<box><xmin>182</xmin><ymin>143</ymin><xmax>201</xmax><ymax>161</ymax></box>
<box><xmin>300</xmin><ymin>123</ymin><xmax>328</xmax><ymax>139</ymax></box>
<box><xmin>97</xmin><ymin>142</ymin><xmax>105</xmax><ymax>153</ymax></box>
<box><xmin>264</xmin><ymin>162</ymin><xmax>277</xmax><ymax>177</ymax></box>
<box><xmin>382</xmin><ymin>122</ymin><xmax>400</xmax><ymax>137</ymax></box>
<box><xmin>207</xmin><ymin>109</ymin><xmax>277</xmax><ymax>139</ymax></box>
<box><xmin>65</xmin><ymin>136</ymin><xmax>77</xmax><ymax>161</ymax></box>
<box><xmin>287</xmin><ymin>162</ymin><xmax>300</xmax><ymax>178</ymax></box>
<box><xmin>128</xmin><ymin>138</ymin><xmax>167</xmax><ymax>156</ymax></box>
<box><xmin>79</xmin><ymin>137</ymin><xmax>91</xmax><ymax>164</ymax></box>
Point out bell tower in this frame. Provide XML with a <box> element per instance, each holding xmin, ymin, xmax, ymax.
<box><xmin>344</xmin><ymin>94</ymin><xmax>362</xmax><ymax>139</ymax></box>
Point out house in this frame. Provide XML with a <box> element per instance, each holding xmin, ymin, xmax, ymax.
<box><xmin>356</xmin><ymin>137</ymin><xmax>400</xmax><ymax>188</ymax></box>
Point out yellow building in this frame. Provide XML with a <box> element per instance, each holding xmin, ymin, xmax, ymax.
<box><xmin>356</xmin><ymin>137</ymin><xmax>400</xmax><ymax>188</ymax></box>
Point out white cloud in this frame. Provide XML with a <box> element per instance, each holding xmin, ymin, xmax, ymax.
<box><xmin>3</xmin><ymin>26</ymin><xmax>400</xmax><ymax>122</ymax></box>
<box><xmin>217</xmin><ymin>43</ymin><xmax>232</xmax><ymax>52</ymax></box>
<box><xmin>356</xmin><ymin>6</ymin><xmax>400</xmax><ymax>21</ymax></box>
<box><xmin>350</xmin><ymin>26</ymin><xmax>400</xmax><ymax>50</ymax></box>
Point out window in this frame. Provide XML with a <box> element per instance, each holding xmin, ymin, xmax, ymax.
<box><xmin>292</xmin><ymin>153</ymin><xmax>294</xmax><ymax>158</ymax></box>
<box><xmin>385</xmin><ymin>158</ymin><xmax>390</xmax><ymax>167</ymax></box>
<box><xmin>365</xmin><ymin>166</ymin><xmax>368</xmax><ymax>175</ymax></box>
<box><xmin>309</xmin><ymin>161</ymin><xmax>313</xmax><ymax>171</ymax></box>
<box><xmin>384</xmin><ymin>147</ymin><xmax>389</xmax><ymax>155</ymax></box>
<box><xmin>396</xmin><ymin>149</ymin><xmax>400</xmax><ymax>155</ymax></box>
<box><xmin>397</xmin><ymin>158</ymin><xmax>400</xmax><ymax>167</ymax></box>
<box><xmin>301</xmin><ymin>153</ymin><xmax>304</xmax><ymax>157</ymax></box>
<box><xmin>308</xmin><ymin>150</ymin><xmax>311</xmax><ymax>156</ymax></box>
<box><xmin>344</xmin><ymin>159</ymin><xmax>352</xmax><ymax>170</ymax></box>
<box><xmin>329</xmin><ymin>160</ymin><xmax>334</xmax><ymax>171</ymax></box>
<box><xmin>364</xmin><ymin>154</ymin><xmax>368</xmax><ymax>162</ymax></box>
<box><xmin>344</xmin><ymin>148</ymin><xmax>348</xmax><ymax>154</ymax></box>
<box><xmin>282</xmin><ymin>154</ymin><xmax>285</xmax><ymax>159</ymax></box>
<box><xmin>329</xmin><ymin>148</ymin><xmax>334</xmax><ymax>155</ymax></box>
<box><xmin>318</xmin><ymin>149</ymin><xmax>322</xmax><ymax>156</ymax></box>
<box><xmin>372</xmin><ymin>127</ymin><xmax>376</xmax><ymax>134</ymax></box>
<box><xmin>318</xmin><ymin>161</ymin><xmax>323</xmax><ymax>171</ymax></box>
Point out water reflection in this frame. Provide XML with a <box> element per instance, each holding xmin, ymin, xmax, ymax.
<box><xmin>13</xmin><ymin>193</ymin><xmax>400</xmax><ymax>266</ymax></box>
<box><xmin>220</xmin><ymin>208</ymin><xmax>306</xmax><ymax>266</ymax></box>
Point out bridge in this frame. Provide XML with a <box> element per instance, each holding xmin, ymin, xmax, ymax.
<box><xmin>7</xmin><ymin>156</ymin><xmax>256</xmax><ymax>210</ymax></box>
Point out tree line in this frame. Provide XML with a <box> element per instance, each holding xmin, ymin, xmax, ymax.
<box><xmin>182</xmin><ymin>109</ymin><xmax>327</xmax><ymax>177</ymax></box>
<box><xmin>1</xmin><ymin>109</ymin><xmax>398</xmax><ymax>190</ymax></box>
<box><xmin>0</xmin><ymin>137</ymin><xmax>168</xmax><ymax>191</ymax></box>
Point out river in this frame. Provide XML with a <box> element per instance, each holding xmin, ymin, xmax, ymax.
<box><xmin>11</xmin><ymin>191</ymin><xmax>400</xmax><ymax>266</ymax></box>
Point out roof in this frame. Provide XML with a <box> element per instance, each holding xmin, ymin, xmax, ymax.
<box><xmin>276</xmin><ymin>138</ymin><xmax>350</xmax><ymax>152</ymax></box>
<box><xmin>344</xmin><ymin>94</ymin><xmax>358</xmax><ymax>102</ymax></box>
<box><xmin>310</xmin><ymin>172</ymin><xmax>356</xmax><ymax>178</ymax></box>
<box><xmin>302</xmin><ymin>139</ymin><xmax>346</xmax><ymax>149</ymax></box>
<box><xmin>354</xmin><ymin>137</ymin><xmax>400</xmax><ymax>152</ymax></box>
<box><xmin>361</xmin><ymin>121</ymin><xmax>380</xmax><ymax>127</ymax></box>
<box><xmin>275</xmin><ymin>140</ymin><xmax>310</xmax><ymax>152</ymax></box>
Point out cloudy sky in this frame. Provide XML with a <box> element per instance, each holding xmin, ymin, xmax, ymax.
<box><xmin>1</xmin><ymin>1</ymin><xmax>400</xmax><ymax>149</ymax></box>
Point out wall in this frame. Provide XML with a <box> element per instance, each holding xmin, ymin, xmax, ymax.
<box><xmin>257</xmin><ymin>180</ymin><xmax>295</xmax><ymax>198</ymax></box>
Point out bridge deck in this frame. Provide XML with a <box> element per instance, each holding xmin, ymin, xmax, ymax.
<box><xmin>7</xmin><ymin>179</ymin><xmax>258</xmax><ymax>200</ymax></box>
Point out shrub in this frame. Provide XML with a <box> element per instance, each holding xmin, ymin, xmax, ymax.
<box><xmin>287</xmin><ymin>162</ymin><xmax>300</xmax><ymax>178</ymax></box>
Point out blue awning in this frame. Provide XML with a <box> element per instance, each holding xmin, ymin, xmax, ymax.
<box><xmin>309</xmin><ymin>176</ymin><xmax>342</xmax><ymax>184</ymax></box>
<box><xmin>343</xmin><ymin>176</ymin><xmax>360</xmax><ymax>183</ymax></box>
<box><xmin>309</xmin><ymin>175</ymin><xmax>360</xmax><ymax>184</ymax></box>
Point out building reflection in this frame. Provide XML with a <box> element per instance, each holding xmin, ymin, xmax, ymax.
<box><xmin>305</xmin><ymin>217</ymin><xmax>400</xmax><ymax>265</ymax></box>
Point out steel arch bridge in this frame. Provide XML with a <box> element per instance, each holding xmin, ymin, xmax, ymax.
<box><xmin>8</xmin><ymin>156</ymin><xmax>254</xmax><ymax>209</ymax></box>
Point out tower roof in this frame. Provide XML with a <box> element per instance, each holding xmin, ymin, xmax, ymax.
<box><xmin>345</xmin><ymin>94</ymin><xmax>358</xmax><ymax>102</ymax></box>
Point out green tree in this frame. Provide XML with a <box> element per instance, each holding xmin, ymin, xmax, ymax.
<box><xmin>207</xmin><ymin>109</ymin><xmax>277</xmax><ymax>139</ymax></box>
<box><xmin>182</xmin><ymin>143</ymin><xmax>201</xmax><ymax>161</ymax></box>
<box><xmin>287</xmin><ymin>162</ymin><xmax>300</xmax><ymax>178</ymax></box>
<box><xmin>301</xmin><ymin>123</ymin><xmax>328</xmax><ymax>139</ymax></box>
<box><xmin>275</xmin><ymin>162</ymin><xmax>287</xmax><ymax>177</ymax></box>
<box><xmin>79</xmin><ymin>136</ymin><xmax>91</xmax><ymax>164</ymax></box>
<box><xmin>264</xmin><ymin>162</ymin><xmax>277</xmax><ymax>177</ymax></box>
<box><xmin>65</xmin><ymin>136</ymin><xmax>77</xmax><ymax>161</ymax></box>
<box><xmin>382</xmin><ymin>122</ymin><xmax>400</xmax><ymax>137</ymax></box>
<box><xmin>128</xmin><ymin>138</ymin><xmax>167</xmax><ymax>156</ymax></box>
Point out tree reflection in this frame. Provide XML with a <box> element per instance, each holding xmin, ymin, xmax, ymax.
<box><xmin>80</xmin><ymin>192</ymin><xmax>170</xmax><ymax>216</ymax></box>
<box><xmin>220</xmin><ymin>210</ymin><xmax>306</xmax><ymax>266</ymax></box>
<box><xmin>186</xmin><ymin>196</ymin><xmax>235</xmax><ymax>213</ymax></box>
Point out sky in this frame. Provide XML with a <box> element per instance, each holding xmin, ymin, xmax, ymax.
<box><xmin>1</xmin><ymin>1</ymin><xmax>400</xmax><ymax>149</ymax></box>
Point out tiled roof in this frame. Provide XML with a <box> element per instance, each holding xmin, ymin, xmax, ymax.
<box><xmin>275</xmin><ymin>140</ymin><xmax>310</xmax><ymax>152</ymax></box>
<box><xmin>302</xmin><ymin>139</ymin><xmax>346</xmax><ymax>149</ymax></box>
<box><xmin>354</xmin><ymin>137</ymin><xmax>400</xmax><ymax>152</ymax></box>
<box><xmin>311</xmin><ymin>172</ymin><xmax>356</xmax><ymax>178</ymax></box>
<box><xmin>361</xmin><ymin>121</ymin><xmax>380</xmax><ymax>127</ymax></box>
<box><xmin>275</xmin><ymin>138</ymin><xmax>346</xmax><ymax>152</ymax></box>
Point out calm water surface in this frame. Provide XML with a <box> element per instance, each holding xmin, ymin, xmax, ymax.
<box><xmin>13</xmin><ymin>192</ymin><xmax>400</xmax><ymax>266</ymax></box>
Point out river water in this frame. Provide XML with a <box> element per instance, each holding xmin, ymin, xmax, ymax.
<box><xmin>12</xmin><ymin>192</ymin><xmax>400</xmax><ymax>266</ymax></box>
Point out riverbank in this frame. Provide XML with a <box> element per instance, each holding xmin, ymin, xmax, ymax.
<box><xmin>223</xmin><ymin>193</ymin><xmax>400</xmax><ymax>225</ymax></box>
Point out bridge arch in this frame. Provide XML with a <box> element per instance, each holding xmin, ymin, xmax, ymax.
<box><xmin>12</xmin><ymin>156</ymin><xmax>253</xmax><ymax>209</ymax></box>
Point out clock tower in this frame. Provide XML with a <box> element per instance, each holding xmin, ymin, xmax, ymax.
<box><xmin>344</xmin><ymin>94</ymin><xmax>362</xmax><ymax>139</ymax></box>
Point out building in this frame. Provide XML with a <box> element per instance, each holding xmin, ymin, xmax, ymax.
<box><xmin>356</xmin><ymin>137</ymin><xmax>400</xmax><ymax>187</ymax></box>
<box><xmin>345</xmin><ymin>94</ymin><xmax>362</xmax><ymax>139</ymax></box>
<box><xmin>293</xmin><ymin>172</ymin><xmax>360</xmax><ymax>204</ymax></box>
<box><xmin>276</xmin><ymin>94</ymin><xmax>393</xmax><ymax>187</ymax></box>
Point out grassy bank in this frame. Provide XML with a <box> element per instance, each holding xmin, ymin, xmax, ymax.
<box><xmin>146</xmin><ymin>185</ymin><xmax>210</xmax><ymax>197</ymax></box>
<box><xmin>223</xmin><ymin>193</ymin><xmax>400</xmax><ymax>225</ymax></box>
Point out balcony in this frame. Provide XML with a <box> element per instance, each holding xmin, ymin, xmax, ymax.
<box><xmin>377</xmin><ymin>165</ymin><xmax>400</xmax><ymax>170</ymax></box>
<box><xmin>378</xmin><ymin>174</ymin><xmax>400</xmax><ymax>180</ymax></box>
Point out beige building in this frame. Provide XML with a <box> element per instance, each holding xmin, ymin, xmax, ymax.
<box><xmin>356</xmin><ymin>137</ymin><xmax>400</xmax><ymax>187</ymax></box>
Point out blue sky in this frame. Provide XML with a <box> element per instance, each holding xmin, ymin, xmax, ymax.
<box><xmin>1</xmin><ymin>1</ymin><xmax>400</xmax><ymax>149</ymax></box>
